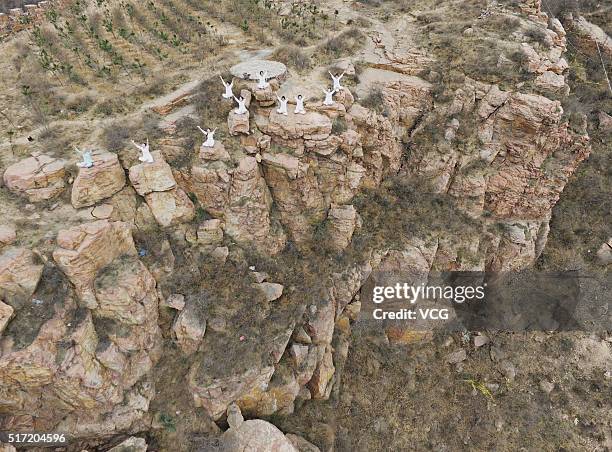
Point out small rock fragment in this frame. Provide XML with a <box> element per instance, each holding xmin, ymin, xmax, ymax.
<box><xmin>473</xmin><ymin>334</ymin><xmax>490</xmax><ymax>348</ymax></box>
<box><xmin>163</xmin><ymin>293</ymin><xmax>185</xmax><ymax>310</ymax></box>
<box><xmin>539</xmin><ymin>379</ymin><xmax>554</xmax><ymax>394</ymax></box>
<box><xmin>254</xmin><ymin>282</ymin><xmax>284</xmax><ymax>302</ymax></box>
<box><xmin>108</xmin><ymin>437</ymin><xmax>147</xmax><ymax>452</ymax></box>
<box><xmin>445</xmin><ymin>349</ymin><xmax>467</xmax><ymax>364</ymax></box>
<box><xmin>227</xmin><ymin>403</ymin><xmax>244</xmax><ymax>429</ymax></box>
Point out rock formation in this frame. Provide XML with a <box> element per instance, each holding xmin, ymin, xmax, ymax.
<box><xmin>71</xmin><ymin>151</ymin><xmax>126</xmax><ymax>209</ymax></box>
<box><xmin>52</xmin><ymin>220</ymin><xmax>138</xmax><ymax>307</ymax></box>
<box><xmin>3</xmin><ymin>154</ymin><xmax>66</xmax><ymax>202</ymax></box>
<box><xmin>128</xmin><ymin>151</ymin><xmax>195</xmax><ymax>227</ymax></box>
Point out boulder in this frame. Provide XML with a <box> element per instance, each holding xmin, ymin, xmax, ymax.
<box><xmin>53</xmin><ymin>221</ymin><xmax>137</xmax><ymax>307</ymax></box>
<box><xmin>144</xmin><ymin>188</ymin><xmax>195</xmax><ymax>227</ymax></box>
<box><xmin>162</xmin><ymin>293</ymin><xmax>185</xmax><ymax>310</ymax></box>
<box><xmin>305</xmin><ymin>300</ymin><xmax>335</xmax><ymax>345</ymax></box>
<box><xmin>326</xmin><ymin>205</ymin><xmax>357</xmax><ymax>252</ymax></box>
<box><xmin>286</xmin><ymin>434</ymin><xmax>321</xmax><ymax>452</ymax></box>
<box><xmin>534</xmin><ymin>71</ymin><xmax>567</xmax><ymax>94</ymax></box>
<box><xmin>222</xmin><ymin>419</ymin><xmax>297</xmax><ymax>452</ymax></box>
<box><xmin>0</xmin><ymin>247</ymin><xmax>43</xmax><ymax>303</ymax></box>
<box><xmin>236</xmin><ymin>362</ymin><xmax>300</xmax><ymax>417</ymax></box>
<box><xmin>254</xmin><ymin>282</ymin><xmax>284</xmax><ymax>302</ymax></box>
<box><xmin>174</xmin><ymin>163</ymin><xmax>231</xmax><ymax>217</ymax></box>
<box><xmin>3</xmin><ymin>154</ymin><xmax>66</xmax><ymax>202</ymax></box>
<box><xmin>108</xmin><ymin>436</ymin><xmax>147</xmax><ymax>452</ymax></box>
<box><xmin>253</xmin><ymin>84</ymin><xmax>277</xmax><ymax>107</ymax></box>
<box><xmin>228</xmin><ymin>110</ymin><xmax>250</xmax><ymax>136</ymax></box>
<box><xmin>0</xmin><ymin>300</ymin><xmax>14</xmax><ymax>334</ymax></box>
<box><xmin>173</xmin><ymin>303</ymin><xmax>206</xmax><ymax>354</ymax></box>
<box><xmin>596</xmin><ymin>238</ymin><xmax>612</xmax><ymax>266</ymax></box>
<box><xmin>0</xmin><ymin>252</ymin><xmax>161</xmax><ymax>436</ymax></box>
<box><xmin>264</xmin><ymin>110</ymin><xmax>332</xmax><ymax>142</ymax></box>
<box><xmin>598</xmin><ymin>111</ymin><xmax>612</xmax><ymax>132</ymax></box>
<box><xmin>91</xmin><ymin>203</ymin><xmax>114</xmax><ymax>219</ymax></box>
<box><xmin>71</xmin><ymin>151</ymin><xmax>126</xmax><ymax>209</ymax></box>
<box><xmin>197</xmin><ymin>219</ymin><xmax>224</xmax><ymax>247</ymax></box>
<box><xmin>227</xmin><ymin>403</ymin><xmax>244</xmax><ymax>429</ymax></box>
<box><xmin>128</xmin><ymin>151</ymin><xmax>176</xmax><ymax>196</ymax></box>
<box><xmin>190</xmin><ymin>365</ymin><xmax>275</xmax><ymax>420</ymax></box>
<box><xmin>211</xmin><ymin>246</ymin><xmax>229</xmax><ymax>264</ymax></box>
<box><xmin>199</xmin><ymin>142</ymin><xmax>230</xmax><ymax>161</ymax></box>
<box><xmin>0</xmin><ymin>225</ymin><xmax>17</xmax><ymax>247</ymax></box>
<box><xmin>334</xmin><ymin>88</ymin><xmax>355</xmax><ymax>110</ymax></box>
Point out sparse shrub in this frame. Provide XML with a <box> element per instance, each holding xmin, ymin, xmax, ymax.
<box><xmin>525</xmin><ymin>26</ymin><xmax>552</xmax><ymax>49</ymax></box>
<box><xmin>65</xmin><ymin>94</ymin><xmax>95</xmax><ymax>114</ymax></box>
<box><xmin>359</xmin><ymin>86</ymin><xmax>386</xmax><ymax>113</ymax></box>
<box><xmin>136</xmin><ymin>74</ymin><xmax>169</xmax><ymax>97</ymax></box>
<box><xmin>193</xmin><ymin>74</ymin><xmax>234</xmax><ymax>124</ymax></box>
<box><xmin>356</xmin><ymin>0</ymin><xmax>382</xmax><ymax>6</ymax></box>
<box><xmin>332</xmin><ymin>117</ymin><xmax>347</xmax><ymax>135</ymax></box>
<box><xmin>318</xmin><ymin>27</ymin><xmax>366</xmax><ymax>61</ymax></box>
<box><xmin>271</xmin><ymin>45</ymin><xmax>311</xmax><ymax>72</ymax></box>
<box><xmin>483</xmin><ymin>14</ymin><xmax>521</xmax><ymax>33</ymax></box>
<box><xmin>94</xmin><ymin>98</ymin><xmax>127</xmax><ymax>116</ymax></box>
<box><xmin>102</xmin><ymin>121</ymin><xmax>131</xmax><ymax>151</ymax></box>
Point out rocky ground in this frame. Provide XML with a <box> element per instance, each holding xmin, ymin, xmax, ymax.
<box><xmin>0</xmin><ymin>0</ymin><xmax>610</xmax><ymax>451</ymax></box>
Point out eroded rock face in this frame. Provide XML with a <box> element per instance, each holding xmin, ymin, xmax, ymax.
<box><xmin>0</xmin><ymin>254</ymin><xmax>161</xmax><ymax>438</ymax></box>
<box><xmin>71</xmin><ymin>151</ymin><xmax>126</xmax><ymax>209</ymax></box>
<box><xmin>564</xmin><ymin>14</ymin><xmax>612</xmax><ymax>59</ymax></box>
<box><xmin>144</xmin><ymin>188</ymin><xmax>195</xmax><ymax>227</ymax></box>
<box><xmin>228</xmin><ymin>110</ymin><xmax>250</xmax><ymax>136</ymax></box>
<box><xmin>348</xmin><ymin>104</ymin><xmax>404</xmax><ymax>187</ymax></box>
<box><xmin>52</xmin><ymin>221</ymin><xmax>137</xmax><ymax>307</ymax></box>
<box><xmin>128</xmin><ymin>152</ymin><xmax>195</xmax><ymax>227</ymax></box>
<box><xmin>0</xmin><ymin>247</ymin><xmax>43</xmax><ymax>304</ymax></box>
<box><xmin>224</xmin><ymin>156</ymin><xmax>286</xmax><ymax>253</ymax></box>
<box><xmin>326</xmin><ymin>205</ymin><xmax>358</xmax><ymax>252</ymax></box>
<box><xmin>3</xmin><ymin>154</ymin><xmax>66</xmax><ymax>202</ymax></box>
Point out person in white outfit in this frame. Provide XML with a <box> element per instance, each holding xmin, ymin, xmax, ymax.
<box><xmin>322</xmin><ymin>87</ymin><xmax>336</xmax><ymax>106</ymax></box>
<box><xmin>294</xmin><ymin>94</ymin><xmax>306</xmax><ymax>114</ymax></box>
<box><xmin>234</xmin><ymin>96</ymin><xmax>248</xmax><ymax>115</ymax></box>
<box><xmin>329</xmin><ymin>71</ymin><xmax>345</xmax><ymax>92</ymax></box>
<box><xmin>198</xmin><ymin>126</ymin><xmax>217</xmax><ymax>147</ymax></box>
<box><xmin>257</xmin><ymin>70</ymin><xmax>269</xmax><ymax>90</ymax></box>
<box><xmin>220</xmin><ymin>76</ymin><xmax>234</xmax><ymax>99</ymax></box>
<box><xmin>74</xmin><ymin>146</ymin><xmax>94</xmax><ymax>168</ymax></box>
<box><xmin>132</xmin><ymin>139</ymin><xmax>154</xmax><ymax>163</ymax></box>
<box><xmin>276</xmin><ymin>95</ymin><xmax>288</xmax><ymax>115</ymax></box>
